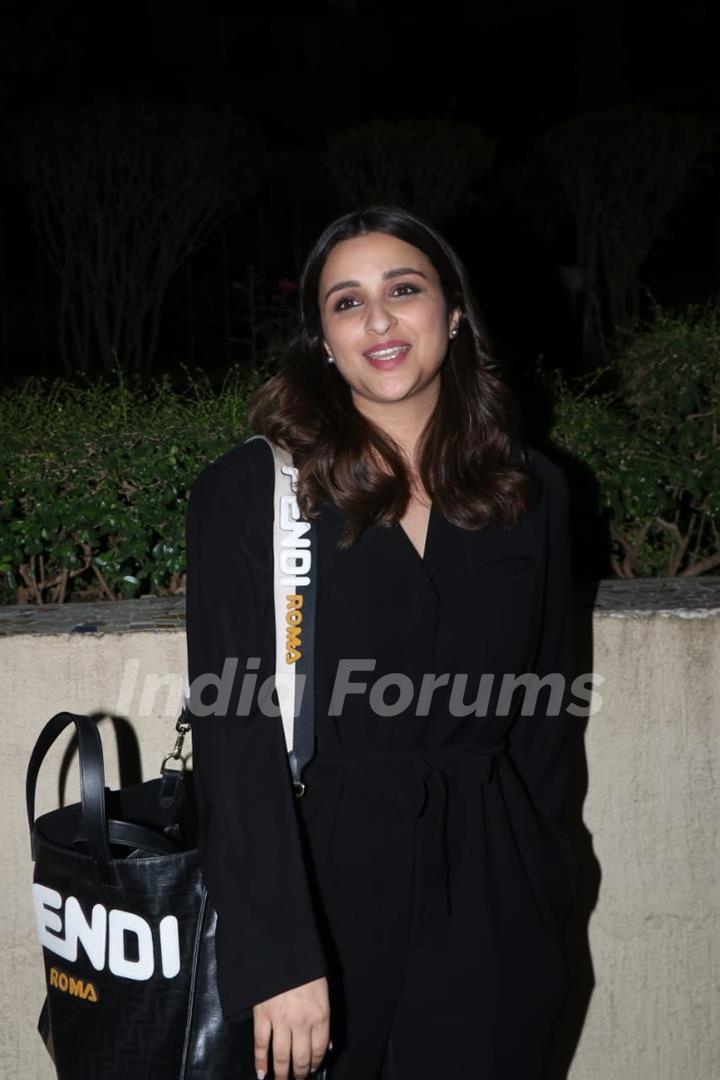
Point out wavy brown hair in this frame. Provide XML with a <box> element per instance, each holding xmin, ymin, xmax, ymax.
<box><xmin>246</xmin><ymin>204</ymin><xmax>540</xmax><ymax>548</ymax></box>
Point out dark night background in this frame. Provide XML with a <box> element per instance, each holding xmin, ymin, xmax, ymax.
<box><xmin>0</xmin><ymin>1</ymin><xmax>718</xmax><ymax>388</ymax></box>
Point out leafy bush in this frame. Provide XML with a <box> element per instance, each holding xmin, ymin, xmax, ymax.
<box><xmin>0</xmin><ymin>365</ymin><xmax>269</xmax><ymax>604</ymax></box>
<box><xmin>545</xmin><ymin>301</ymin><xmax>720</xmax><ymax>577</ymax></box>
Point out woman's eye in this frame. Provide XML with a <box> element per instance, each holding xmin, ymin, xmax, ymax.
<box><xmin>333</xmin><ymin>282</ymin><xmax>420</xmax><ymax>312</ymax></box>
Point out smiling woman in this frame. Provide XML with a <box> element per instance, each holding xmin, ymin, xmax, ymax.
<box><xmin>247</xmin><ymin>206</ymin><xmax>538</xmax><ymax>551</ymax></box>
<box><xmin>320</xmin><ymin>237</ymin><xmax>458</xmax><ymax>422</ymax></box>
<box><xmin>185</xmin><ymin>204</ymin><xmax>578</xmax><ymax>1080</ymax></box>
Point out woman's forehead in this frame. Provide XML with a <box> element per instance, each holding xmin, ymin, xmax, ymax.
<box><xmin>320</xmin><ymin>233</ymin><xmax>436</xmax><ymax>287</ymax></box>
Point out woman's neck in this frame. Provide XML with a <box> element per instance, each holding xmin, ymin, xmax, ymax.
<box><xmin>352</xmin><ymin>382</ymin><xmax>439</xmax><ymax>472</ymax></box>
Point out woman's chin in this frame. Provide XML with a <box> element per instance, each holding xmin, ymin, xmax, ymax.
<box><xmin>359</xmin><ymin>379</ymin><xmax>417</xmax><ymax>403</ymax></box>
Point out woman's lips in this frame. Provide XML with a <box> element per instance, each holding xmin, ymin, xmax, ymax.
<box><xmin>364</xmin><ymin>344</ymin><xmax>412</xmax><ymax>370</ymax></box>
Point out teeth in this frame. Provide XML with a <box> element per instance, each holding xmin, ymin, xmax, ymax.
<box><xmin>367</xmin><ymin>346</ymin><xmax>409</xmax><ymax>359</ymax></box>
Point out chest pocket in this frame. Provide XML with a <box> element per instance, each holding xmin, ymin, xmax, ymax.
<box><xmin>473</xmin><ymin>555</ymin><xmax>536</xmax><ymax>580</ymax></box>
<box><xmin>457</xmin><ymin>552</ymin><xmax>540</xmax><ymax>676</ymax></box>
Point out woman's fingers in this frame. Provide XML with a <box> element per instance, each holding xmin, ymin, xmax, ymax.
<box><xmin>253</xmin><ymin>1014</ymin><xmax>272</xmax><ymax>1079</ymax></box>
<box><xmin>310</xmin><ymin>1018</ymin><xmax>332</xmax><ymax>1073</ymax></box>
<box><xmin>253</xmin><ymin>978</ymin><xmax>331</xmax><ymax>1078</ymax></box>
<box><xmin>289</xmin><ymin>1026</ymin><xmax>313</xmax><ymax>1078</ymax></box>
<box><xmin>255</xmin><ymin>1023</ymin><xmax>330</xmax><ymax>1079</ymax></box>
<box><xmin>270</xmin><ymin>1022</ymin><xmax>293</xmax><ymax>1080</ymax></box>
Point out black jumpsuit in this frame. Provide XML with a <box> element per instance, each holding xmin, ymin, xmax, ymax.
<box><xmin>185</xmin><ymin>435</ymin><xmax>578</xmax><ymax>1080</ymax></box>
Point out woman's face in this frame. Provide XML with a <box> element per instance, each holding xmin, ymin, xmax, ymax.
<box><xmin>318</xmin><ymin>231</ymin><xmax>461</xmax><ymax>412</ymax></box>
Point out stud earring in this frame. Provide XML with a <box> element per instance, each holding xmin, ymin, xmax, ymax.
<box><xmin>450</xmin><ymin>327</ymin><xmax>458</xmax><ymax>338</ymax></box>
<box><xmin>326</xmin><ymin>353</ymin><xmax>335</xmax><ymax>364</ymax></box>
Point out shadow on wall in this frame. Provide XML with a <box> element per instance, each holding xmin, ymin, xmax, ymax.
<box><xmin>547</xmin><ymin>580</ymin><xmax>602</xmax><ymax>1080</ymax></box>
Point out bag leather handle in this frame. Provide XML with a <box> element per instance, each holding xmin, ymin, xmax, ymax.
<box><xmin>73</xmin><ymin>818</ymin><xmax>182</xmax><ymax>856</ymax></box>
<box><xmin>26</xmin><ymin>711</ymin><xmax>119</xmax><ymax>887</ymax></box>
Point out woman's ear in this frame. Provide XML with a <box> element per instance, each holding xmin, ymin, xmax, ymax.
<box><xmin>449</xmin><ymin>307</ymin><xmax>462</xmax><ymax>336</ymax></box>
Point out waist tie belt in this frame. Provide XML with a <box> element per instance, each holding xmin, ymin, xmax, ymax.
<box><xmin>308</xmin><ymin>742</ymin><xmax>509</xmax><ymax>921</ymax></box>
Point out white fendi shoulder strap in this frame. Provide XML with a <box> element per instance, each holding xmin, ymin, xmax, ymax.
<box><xmin>242</xmin><ymin>435</ymin><xmax>317</xmax><ymax>796</ymax></box>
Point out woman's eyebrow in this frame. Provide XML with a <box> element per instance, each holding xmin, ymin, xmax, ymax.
<box><xmin>324</xmin><ymin>267</ymin><xmax>428</xmax><ymax>303</ymax></box>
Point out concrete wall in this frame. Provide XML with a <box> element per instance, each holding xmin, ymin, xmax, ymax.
<box><xmin>1</xmin><ymin>585</ymin><xmax>718</xmax><ymax>1079</ymax></box>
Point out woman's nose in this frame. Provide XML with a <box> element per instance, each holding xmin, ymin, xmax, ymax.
<box><xmin>364</xmin><ymin>298</ymin><xmax>397</xmax><ymax>335</ymax></box>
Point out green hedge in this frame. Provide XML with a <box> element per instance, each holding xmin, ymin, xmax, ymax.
<box><xmin>1</xmin><ymin>305</ymin><xmax>718</xmax><ymax>603</ymax></box>
<box><xmin>545</xmin><ymin>302</ymin><xmax>719</xmax><ymax>577</ymax></box>
<box><xmin>0</xmin><ymin>365</ymin><xmax>267</xmax><ymax>604</ymax></box>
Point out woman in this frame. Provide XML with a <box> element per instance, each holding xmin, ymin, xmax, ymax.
<box><xmin>185</xmin><ymin>205</ymin><xmax>578</xmax><ymax>1080</ymax></box>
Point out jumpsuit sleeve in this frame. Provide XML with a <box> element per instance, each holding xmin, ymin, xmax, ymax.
<box><xmin>506</xmin><ymin>454</ymin><xmax>579</xmax><ymax>923</ymax></box>
<box><xmin>184</xmin><ymin>453</ymin><xmax>328</xmax><ymax>1022</ymax></box>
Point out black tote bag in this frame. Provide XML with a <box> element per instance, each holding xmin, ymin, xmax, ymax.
<box><xmin>27</xmin><ymin>436</ymin><xmax>332</xmax><ymax>1079</ymax></box>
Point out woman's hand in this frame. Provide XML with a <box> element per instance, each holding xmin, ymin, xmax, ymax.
<box><xmin>253</xmin><ymin>976</ymin><xmax>331</xmax><ymax>1079</ymax></box>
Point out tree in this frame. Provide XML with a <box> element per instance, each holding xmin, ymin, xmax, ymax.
<box><xmin>19</xmin><ymin>99</ymin><xmax>267</xmax><ymax>374</ymax></box>
<box><xmin>542</xmin><ymin>105</ymin><xmax>711</xmax><ymax>364</ymax></box>
<box><xmin>326</xmin><ymin>117</ymin><xmax>494</xmax><ymax>222</ymax></box>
